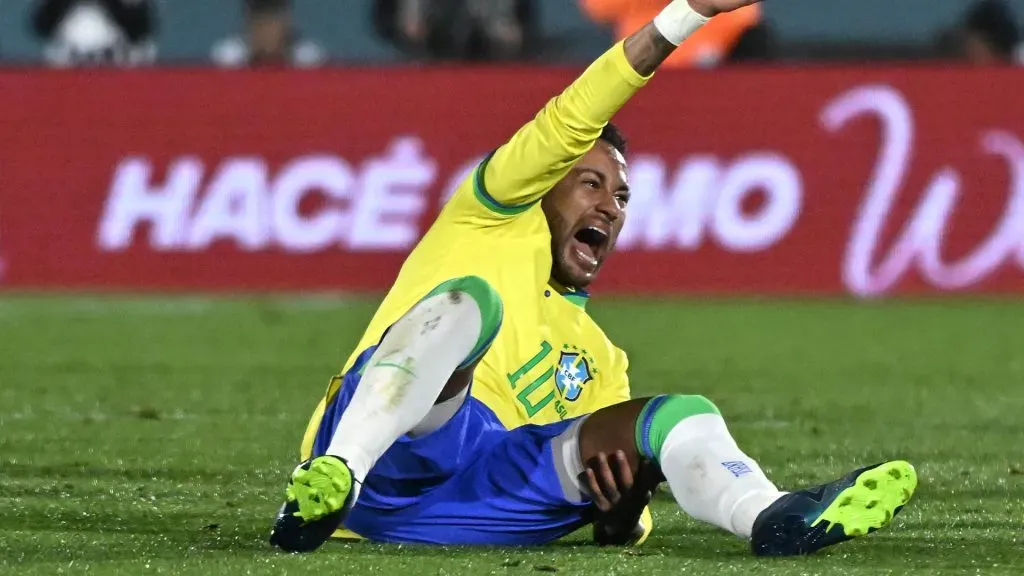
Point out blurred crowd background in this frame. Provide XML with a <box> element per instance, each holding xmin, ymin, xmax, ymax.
<box><xmin>0</xmin><ymin>0</ymin><xmax>1022</xmax><ymax>69</ymax></box>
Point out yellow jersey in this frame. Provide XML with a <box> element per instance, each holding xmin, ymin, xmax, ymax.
<box><xmin>328</xmin><ymin>42</ymin><xmax>647</xmax><ymax>430</ymax></box>
<box><xmin>300</xmin><ymin>40</ymin><xmax>655</xmax><ymax>544</ymax></box>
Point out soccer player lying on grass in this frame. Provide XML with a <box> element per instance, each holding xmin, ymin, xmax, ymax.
<box><xmin>270</xmin><ymin>0</ymin><xmax>917</xmax><ymax>555</ymax></box>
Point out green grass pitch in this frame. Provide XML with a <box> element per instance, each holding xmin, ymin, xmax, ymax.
<box><xmin>1</xmin><ymin>295</ymin><xmax>1022</xmax><ymax>575</ymax></box>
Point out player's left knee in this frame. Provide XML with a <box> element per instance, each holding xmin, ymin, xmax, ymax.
<box><xmin>634</xmin><ymin>394</ymin><xmax>722</xmax><ymax>462</ymax></box>
<box><xmin>420</xmin><ymin>276</ymin><xmax>503</xmax><ymax>370</ymax></box>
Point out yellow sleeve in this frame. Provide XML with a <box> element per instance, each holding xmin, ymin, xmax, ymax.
<box><xmin>449</xmin><ymin>41</ymin><xmax>651</xmax><ymax>224</ymax></box>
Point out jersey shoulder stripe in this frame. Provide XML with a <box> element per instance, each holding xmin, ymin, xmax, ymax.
<box><xmin>472</xmin><ymin>150</ymin><xmax>536</xmax><ymax>217</ymax></box>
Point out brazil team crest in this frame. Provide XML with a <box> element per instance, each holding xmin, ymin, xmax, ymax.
<box><xmin>555</xmin><ymin>346</ymin><xmax>595</xmax><ymax>402</ymax></box>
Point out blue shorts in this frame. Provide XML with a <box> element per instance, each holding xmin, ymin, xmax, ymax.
<box><xmin>310</xmin><ymin>346</ymin><xmax>593</xmax><ymax>545</ymax></box>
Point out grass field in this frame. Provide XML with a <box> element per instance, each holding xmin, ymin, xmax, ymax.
<box><xmin>1</xmin><ymin>295</ymin><xmax>1023</xmax><ymax>575</ymax></box>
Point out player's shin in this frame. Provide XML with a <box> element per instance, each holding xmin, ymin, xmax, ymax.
<box><xmin>325</xmin><ymin>276</ymin><xmax>502</xmax><ymax>483</ymax></box>
<box><xmin>637</xmin><ymin>395</ymin><xmax>784</xmax><ymax>539</ymax></box>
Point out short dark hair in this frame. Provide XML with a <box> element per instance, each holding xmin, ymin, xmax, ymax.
<box><xmin>965</xmin><ymin>0</ymin><xmax>1020</xmax><ymax>57</ymax></box>
<box><xmin>599</xmin><ymin>123</ymin><xmax>628</xmax><ymax>156</ymax></box>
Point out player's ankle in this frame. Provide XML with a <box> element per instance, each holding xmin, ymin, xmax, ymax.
<box><xmin>729</xmin><ymin>488</ymin><xmax>784</xmax><ymax>539</ymax></box>
<box><xmin>324</xmin><ymin>449</ymin><xmax>369</xmax><ymax>484</ymax></box>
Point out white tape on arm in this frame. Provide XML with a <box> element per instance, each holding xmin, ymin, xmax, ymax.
<box><xmin>653</xmin><ymin>1</ymin><xmax>709</xmax><ymax>46</ymax></box>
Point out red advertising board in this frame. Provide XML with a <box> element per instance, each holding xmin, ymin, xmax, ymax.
<box><xmin>1</xmin><ymin>66</ymin><xmax>1023</xmax><ymax>297</ymax></box>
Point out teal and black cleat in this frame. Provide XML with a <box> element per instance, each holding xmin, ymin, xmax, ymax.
<box><xmin>269</xmin><ymin>456</ymin><xmax>356</xmax><ymax>553</ymax></box>
<box><xmin>751</xmin><ymin>460</ymin><xmax>917</xmax><ymax>557</ymax></box>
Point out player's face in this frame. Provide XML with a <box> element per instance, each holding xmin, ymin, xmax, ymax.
<box><xmin>542</xmin><ymin>141</ymin><xmax>630</xmax><ymax>290</ymax></box>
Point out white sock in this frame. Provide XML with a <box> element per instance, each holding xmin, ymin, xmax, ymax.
<box><xmin>325</xmin><ymin>290</ymin><xmax>482</xmax><ymax>483</ymax></box>
<box><xmin>409</xmin><ymin>386</ymin><xmax>468</xmax><ymax>438</ymax></box>
<box><xmin>659</xmin><ymin>413</ymin><xmax>785</xmax><ymax>538</ymax></box>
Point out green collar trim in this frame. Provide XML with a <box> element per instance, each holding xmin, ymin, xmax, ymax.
<box><xmin>562</xmin><ymin>292</ymin><xmax>589</xmax><ymax>309</ymax></box>
<box><xmin>549</xmin><ymin>281</ymin><xmax>589</xmax><ymax>309</ymax></box>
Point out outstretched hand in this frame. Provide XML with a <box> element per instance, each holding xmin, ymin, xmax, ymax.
<box><xmin>687</xmin><ymin>0</ymin><xmax>762</xmax><ymax>18</ymax></box>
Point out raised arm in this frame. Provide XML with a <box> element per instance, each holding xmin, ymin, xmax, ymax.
<box><xmin>473</xmin><ymin>0</ymin><xmax>760</xmax><ymax>217</ymax></box>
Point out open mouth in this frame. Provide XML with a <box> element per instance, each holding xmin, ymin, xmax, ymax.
<box><xmin>570</xmin><ymin>225</ymin><xmax>610</xmax><ymax>272</ymax></box>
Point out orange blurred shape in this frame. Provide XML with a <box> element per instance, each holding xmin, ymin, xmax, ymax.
<box><xmin>579</xmin><ymin>0</ymin><xmax>762</xmax><ymax>67</ymax></box>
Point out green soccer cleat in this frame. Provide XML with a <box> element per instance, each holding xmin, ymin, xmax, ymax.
<box><xmin>750</xmin><ymin>460</ymin><xmax>917</xmax><ymax>557</ymax></box>
<box><xmin>269</xmin><ymin>455</ymin><xmax>356</xmax><ymax>553</ymax></box>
